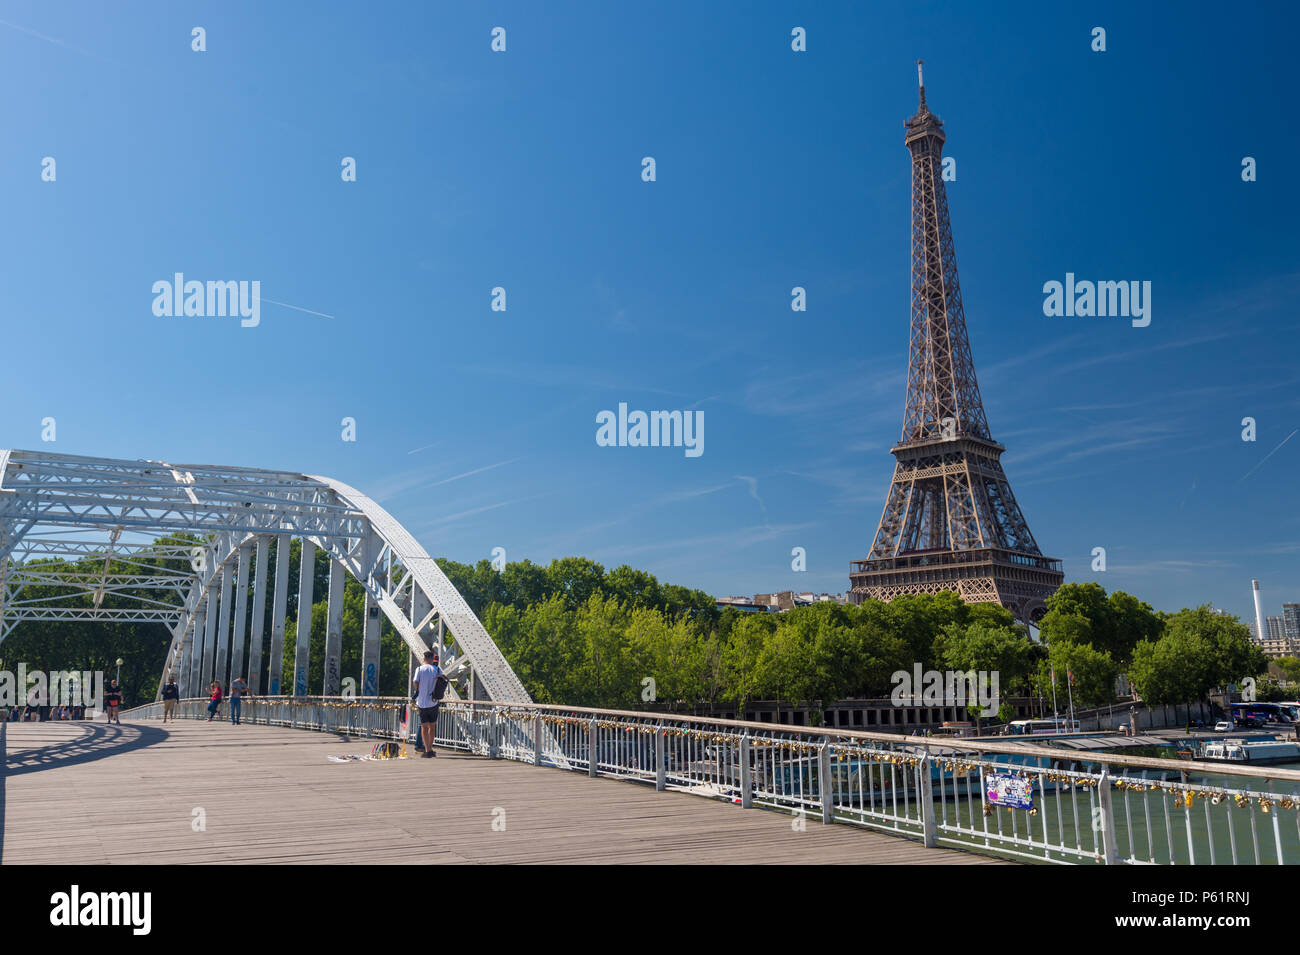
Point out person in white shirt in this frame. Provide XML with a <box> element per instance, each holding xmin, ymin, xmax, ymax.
<box><xmin>411</xmin><ymin>651</ymin><xmax>443</xmax><ymax>759</ymax></box>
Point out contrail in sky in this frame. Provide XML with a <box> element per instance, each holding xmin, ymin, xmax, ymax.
<box><xmin>1239</xmin><ymin>428</ymin><xmax>1298</xmax><ymax>482</ymax></box>
<box><xmin>262</xmin><ymin>298</ymin><xmax>335</xmax><ymax>319</ymax></box>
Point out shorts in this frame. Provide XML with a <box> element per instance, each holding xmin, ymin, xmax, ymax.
<box><xmin>418</xmin><ymin>705</ymin><xmax>440</xmax><ymax>724</ymax></box>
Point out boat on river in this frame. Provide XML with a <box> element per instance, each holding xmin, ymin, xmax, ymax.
<box><xmin>1200</xmin><ymin>738</ymin><xmax>1300</xmax><ymax>765</ymax></box>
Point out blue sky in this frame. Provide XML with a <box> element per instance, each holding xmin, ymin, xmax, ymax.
<box><xmin>2</xmin><ymin>1</ymin><xmax>1297</xmax><ymax>625</ymax></box>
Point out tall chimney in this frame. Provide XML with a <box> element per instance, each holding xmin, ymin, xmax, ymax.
<box><xmin>1252</xmin><ymin>579</ymin><xmax>1267</xmax><ymax>642</ymax></box>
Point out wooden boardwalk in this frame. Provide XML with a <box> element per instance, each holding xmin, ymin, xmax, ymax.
<box><xmin>0</xmin><ymin>720</ymin><xmax>1010</xmax><ymax>865</ymax></box>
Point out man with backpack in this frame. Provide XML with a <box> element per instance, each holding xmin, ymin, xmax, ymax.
<box><xmin>411</xmin><ymin>650</ymin><xmax>447</xmax><ymax>759</ymax></box>
<box><xmin>161</xmin><ymin>677</ymin><xmax>180</xmax><ymax>722</ymax></box>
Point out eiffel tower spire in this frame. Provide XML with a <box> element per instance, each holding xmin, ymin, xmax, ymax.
<box><xmin>902</xmin><ymin>58</ymin><xmax>989</xmax><ymax>445</ymax></box>
<box><xmin>850</xmin><ymin>67</ymin><xmax>1062</xmax><ymax>626</ymax></box>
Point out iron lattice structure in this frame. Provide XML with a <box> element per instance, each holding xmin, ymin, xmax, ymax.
<box><xmin>0</xmin><ymin>449</ymin><xmax>531</xmax><ymax>702</ymax></box>
<box><xmin>849</xmin><ymin>65</ymin><xmax>1063</xmax><ymax>624</ymax></box>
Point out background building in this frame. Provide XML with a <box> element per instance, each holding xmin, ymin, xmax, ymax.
<box><xmin>1258</xmin><ymin>608</ymin><xmax>1299</xmax><ymax>658</ymax></box>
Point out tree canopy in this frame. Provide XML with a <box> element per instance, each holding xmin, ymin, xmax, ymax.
<box><xmin>1</xmin><ymin>544</ymin><xmax>1276</xmax><ymax>718</ymax></box>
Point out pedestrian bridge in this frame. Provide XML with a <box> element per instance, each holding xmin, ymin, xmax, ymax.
<box><xmin>6</xmin><ymin>698</ymin><xmax>1298</xmax><ymax>865</ymax></box>
<box><xmin>0</xmin><ymin>718</ymin><xmax>999</xmax><ymax>865</ymax></box>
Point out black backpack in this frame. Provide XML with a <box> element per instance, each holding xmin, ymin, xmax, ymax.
<box><xmin>431</xmin><ymin>673</ymin><xmax>449</xmax><ymax>701</ymax></box>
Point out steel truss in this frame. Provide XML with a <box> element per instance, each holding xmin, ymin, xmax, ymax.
<box><xmin>850</xmin><ymin>66</ymin><xmax>1063</xmax><ymax>625</ymax></box>
<box><xmin>0</xmin><ymin>449</ymin><xmax>530</xmax><ymax>703</ymax></box>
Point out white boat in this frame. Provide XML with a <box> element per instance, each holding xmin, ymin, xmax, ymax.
<box><xmin>1201</xmin><ymin>739</ymin><xmax>1300</xmax><ymax>765</ymax></box>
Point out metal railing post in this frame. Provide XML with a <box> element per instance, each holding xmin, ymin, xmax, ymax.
<box><xmin>588</xmin><ymin>717</ymin><xmax>598</xmax><ymax>777</ymax></box>
<box><xmin>533</xmin><ymin>712</ymin><xmax>543</xmax><ymax>766</ymax></box>
<box><xmin>739</xmin><ymin>732</ymin><xmax>753</xmax><ymax>808</ymax></box>
<box><xmin>488</xmin><ymin>707</ymin><xmax>500</xmax><ymax>759</ymax></box>
<box><xmin>818</xmin><ymin>741</ymin><xmax>834</xmax><ymax>825</ymax></box>
<box><xmin>918</xmin><ymin>752</ymin><xmax>937</xmax><ymax>848</ymax></box>
<box><xmin>1097</xmin><ymin>768</ymin><xmax>1120</xmax><ymax>864</ymax></box>
<box><xmin>655</xmin><ymin>725</ymin><xmax>666</xmax><ymax>792</ymax></box>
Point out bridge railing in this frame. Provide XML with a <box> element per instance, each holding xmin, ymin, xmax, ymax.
<box><xmin>124</xmin><ymin>696</ymin><xmax>1300</xmax><ymax>865</ymax></box>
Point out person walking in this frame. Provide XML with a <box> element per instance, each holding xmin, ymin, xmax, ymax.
<box><xmin>161</xmin><ymin>677</ymin><xmax>180</xmax><ymax>722</ymax></box>
<box><xmin>104</xmin><ymin>680</ymin><xmax>123</xmax><ymax>724</ymax></box>
<box><xmin>205</xmin><ymin>681</ymin><xmax>224</xmax><ymax>722</ymax></box>
<box><xmin>229</xmin><ymin>675</ymin><xmax>249</xmax><ymax>725</ymax></box>
<box><xmin>411</xmin><ymin>651</ymin><xmax>445</xmax><ymax>759</ymax></box>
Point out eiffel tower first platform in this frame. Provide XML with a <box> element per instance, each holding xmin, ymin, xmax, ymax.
<box><xmin>849</xmin><ymin>63</ymin><xmax>1063</xmax><ymax>626</ymax></box>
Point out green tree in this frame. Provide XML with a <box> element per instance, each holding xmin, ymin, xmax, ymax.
<box><xmin>754</xmin><ymin>623</ymin><xmax>815</xmax><ymax>718</ymax></box>
<box><xmin>1039</xmin><ymin>582</ymin><xmax>1160</xmax><ymax>664</ymax></box>
<box><xmin>545</xmin><ymin>557</ymin><xmax>606</xmax><ymax>608</ymax></box>
<box><xmin>934</xmin><ymin>622</ymin><xmax>1036</xmax><ymax>695</ymax></box>
<box><xmin>605</xmin><ymin>565</ymin><xmax>663</xmax><ymax>610</ymax></box>
<box><xmin>627</xmin><ymin>606</ymin><xmax>705</xmax><ymax>707</ymax></box>
<box><xmin>1163</xmin><ymin>606</ymin><xmax>1266</xmax><ymax>690</ymax></box>
<box><xmin>1274</xmin><ymin>657</ymin><xmax>1300</xmax><ymax>684</ymax></box>
<box><xmin>481</xmin><ymin>595</ymin><xmax>583</xmax><ymax>704</ymax></box>
<box><xmin>1033</xmin><ymin>640</ymin><xmax>1117</xmax><ymax>708</ymax></box>
<box><xmin>720</xmin><ymin>613</ymin><xmax>776</xmax><ymax>711</ymax></box>
<box><xmin>573</xmin><ymin>594</ymin><xmax>636</xmax><ymax>707</ymax></box>
<box><xmin>1257</xmin><ymin>680</ymin><xmax>1289</xmax><ymax>702</ymax></box>
<box><xmin>1128</xmin><ymin>630</ymin><xmax>1212</xmax><ymax>708</ymax></box>
<box><xmin>1105</xmin><ymin>590</ymin><xmax>1163</xmax><ymax>661</ymax></box>
<box><xmin>885</xmin><ymin>591</ymin><xmax>970</xmax><ymax>668</ymax></box>
<box><xmin>500</xmin><ymin>558</ymin><xmax>548</xmax><ymax>608</ymax></box>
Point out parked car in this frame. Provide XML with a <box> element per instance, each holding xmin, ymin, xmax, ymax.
<box><xmin>1213</xmin><ymin>720</ymin><xmax>1235</xmax><ymax>732</ymax></box>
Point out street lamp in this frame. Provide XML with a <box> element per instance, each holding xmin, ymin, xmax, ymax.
<box><xmin>115</xmin><ymin>657</ymin><xmax>124</xmax><ymax>684</ymax></box>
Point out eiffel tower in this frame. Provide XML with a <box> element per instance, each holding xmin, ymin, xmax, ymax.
<box><xmin>849</xmin><ymin>63</ymin><xmax>1063</xmax><ymax>626</ymax></box>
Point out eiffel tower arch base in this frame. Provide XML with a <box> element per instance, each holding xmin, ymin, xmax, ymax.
<box><xmin>849</xmin><ymin>550</ymin><xmax>1060</xmax><ymax>630</ymax></box>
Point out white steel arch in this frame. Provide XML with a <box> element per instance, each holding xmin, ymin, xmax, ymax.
<box><xmin>0</xmin><ymin>449</ymin><xmax>530</xmax><ymax>703</ymax></box>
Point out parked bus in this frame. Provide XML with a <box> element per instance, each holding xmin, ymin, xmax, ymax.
<box><xmin>1275</xmin><ymin>702</ymin><xmax>1300</xmax><ymax>722</ymax></box>
<box><xmin>1230</xmin><ymin>702</ymin><xmax>1296</xmax><ymax>726</ymax></box>
<box><xmin>1001</xmin><ymin>718</ymin><xmax>1081</xmax><ymax>736</ymax></box>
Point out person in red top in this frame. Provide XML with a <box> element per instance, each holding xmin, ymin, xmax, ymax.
<box><xmin>205</xmin><ymin>681</ymin><xmax>224</xmax><ymax>722</ymax></box>
<box><xmin>104</xmin><ymin>680</ymin><xmax>123</xmax><ymax>724</ymax></box>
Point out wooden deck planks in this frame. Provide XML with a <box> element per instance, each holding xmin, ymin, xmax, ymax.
<box><xmin>0</xmin><ymin>720</ymin><xmax>1010</xmax><ymax>865</ymax></box>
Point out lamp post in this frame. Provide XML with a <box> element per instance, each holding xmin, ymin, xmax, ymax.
<box><xmin>115</xmin><ymin>657</ymin><xmax>124</xmax><ymax>684</ymax></box>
